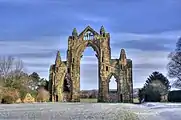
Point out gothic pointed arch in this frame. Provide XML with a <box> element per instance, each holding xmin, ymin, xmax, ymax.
<box><xmin>75</xmin><ymin>41</ymin><xmax>100</xmax><ymax>59</ymax></box>
<box><xmin>107</xmin><ymin>72</ymin><xmax>119</xmax><ymax>82</ymax></box>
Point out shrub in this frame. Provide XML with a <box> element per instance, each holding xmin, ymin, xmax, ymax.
<box><xmin>36</xmin><ymin>87</ymin><xmax>50</xmax><ymax>102</ymax></box>
<box><xmin>1</xmin><ymin>95</ymin><xmax>14</xmax><ymax>104</ymax></box>
<box><xmin>145</xmin><ymin>89</ymin><xmax>161</xmax><ymax>102</ymax></box>
<box><xmin>1</xmin><ymin>87</ymin><xmax>20</xmax><ymax>104</ymax></box>
<box><xmin>18</xmin><ymin>87</ymin><xmax>28</xmax><ymax>100</ymax></box>
<box><xmin>138</xmin><ymin>86</ymin><xmax>162</xmax><ymax>102</ymax></box>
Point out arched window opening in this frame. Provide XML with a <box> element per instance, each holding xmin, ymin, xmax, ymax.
<box><xmin>108</xmin><ymin>75</ymin><xmax>118</xmax><ymax>102</ymax></box>
<box><xmin>83</xmin><ymin>31</ymin><xmax>94</xmax><ymax>40</ymax></box>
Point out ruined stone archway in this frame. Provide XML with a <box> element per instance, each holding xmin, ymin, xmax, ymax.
<box><xmin>48</xmin><ymin>26</ymin><xmax>133</xmax><ymax>103</ymax></box>
<box><xmin>107</xmin><ymin>73</ymin><xmax>121</xmax><ymax>102</ymax></box>
<box><xmin>72</xmin><ymin>41</ymin><xmax>100</xmax><ymax>101</ymax></box>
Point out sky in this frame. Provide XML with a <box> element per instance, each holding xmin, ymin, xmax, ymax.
<box><xmin>0</xmin><ymin>0</ymin><xmax>181</xmax><ymax>89</ymax></box>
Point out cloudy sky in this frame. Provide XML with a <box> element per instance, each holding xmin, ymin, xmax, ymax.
<box><xmin>0</xmin><ymin>0</ymin><xmax>181</xmax><ymax>90</ymax></box>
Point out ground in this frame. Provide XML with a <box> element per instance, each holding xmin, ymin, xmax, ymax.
<box><xmin>0</xmin><ymin>102</ymin><xmax>181</xmax><ymax>120</ymax></box>
<box><xmin>80</xmin><ymin>98</ymin><xmax>139</xmax><ymax>103</ymax></box>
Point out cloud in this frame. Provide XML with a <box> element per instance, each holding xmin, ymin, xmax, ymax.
<box><xmin>12</xmin><ymin>51</ymin><xmax>57</xmax><ymax>59</ymax></box>
<box><xmin>25</xmin><ymin>62</ymin><xmax>50</xmax><ymax>69</ymax></box>
<box><xmin>0</xmin><ymin>36</ymin><xmax>68</xmax><ymax>56</ymax></box>
<box><xmin>111</xmin><ymin>31</ymin><xmax>181</xmax><ymax>52</ymax></box>
<box><xmin>134</xmin><ymin>63</ymin><xmax>166</xmax><ymax>70</ymax></box>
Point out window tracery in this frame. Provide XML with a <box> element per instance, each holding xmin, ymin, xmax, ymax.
<box><xmin>83</xmin><ymin>31</ymin><xmax>94</xmax><ymax>40</ymax></box>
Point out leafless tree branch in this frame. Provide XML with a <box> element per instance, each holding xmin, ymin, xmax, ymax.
<box><xmin>0</xmin><ymin>56</ymin><xmax>25</xmax><ymax>84</ymax></box>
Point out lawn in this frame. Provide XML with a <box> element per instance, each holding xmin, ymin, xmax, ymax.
<box><xmin>133</xmin><ymin>98</ymin><xmax>139</xmax><ymax>103</ymax></box>
<box><xmin>80</xmin><ymin>98</ymin><xmax>97</xmax><ymax>103</ymax></box>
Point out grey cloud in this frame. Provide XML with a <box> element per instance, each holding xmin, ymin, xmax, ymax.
<box><xmin>25</xmin><ymin>62</ymin><xmax>50</xmax><ymax>69</ymax></box>
<box><xmin>10</xmin><ymin>49</ymin><xmax>66</xmax><ymax>59</ymax></box>
<box><xmin>134</xmin><ymin>63</ymin><xmax>166</xmax><ymax>70</ymax></box>
<box><xmin>13</xmin><ymin>52</ymin><xmax>55</xmax><ymax>59</ymax></box>
<box><xmin>112</xmin><ymin>38</ymin><xmax>176</xmax><ymax>51</ymax></box>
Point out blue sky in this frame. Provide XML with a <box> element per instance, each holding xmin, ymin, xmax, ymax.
<box><xmin>0</xmin><ymin>0</ymin><xmax>181</xmax><ymax>89</ymax></box>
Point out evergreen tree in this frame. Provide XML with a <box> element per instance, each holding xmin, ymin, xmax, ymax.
<box><xmin>144</xmin><ymin>71</ymin><xmax>171</xmax><ymax>92</ymax></box>
<box><xmin>139</xmin><ymin>71</ymin><xmax>170</xmax><ymax>102</ymax></box>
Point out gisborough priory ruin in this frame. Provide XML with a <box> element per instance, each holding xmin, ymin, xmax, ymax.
<box><xmin>48</xmin><ymin>26</ymin><xmax>133</xmax><ymax>103</ymax></box>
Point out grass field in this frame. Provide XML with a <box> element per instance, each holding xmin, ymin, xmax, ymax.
<box><xmin>133</xmin><ymin>98</ymin><xmax>139</xmax><ymax>103</ymax></box>
<box><xmin>80</xmin><ymin>98</ymin><xmax>97</xmax><ymax>103</ymax></box>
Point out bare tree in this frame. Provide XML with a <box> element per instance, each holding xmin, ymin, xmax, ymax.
<box><xmin>0</xmin><ymin>56</ymin><xmax>24</xmax><ymax>84</ymax></box>
<box><xmin>167</xmin><ymin>37</ymin><xmax>181</xmax><ymax>89</ymax></box>
<box><xmin>0</xmin><ymin>56</ymin><xmax>14</xmax><ymax>79</ymax></box>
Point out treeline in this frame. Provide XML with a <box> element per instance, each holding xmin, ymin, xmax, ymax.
<box><xmin>0</xmin><ymin>56</ymin><xmax>49</xmax><ymax>104</ymax></box>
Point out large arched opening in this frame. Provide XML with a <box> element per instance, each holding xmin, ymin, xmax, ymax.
<box><xmin>75</xmin><ymin>41</ymin><xmax>100</xmax><ymax>102</ymax></box>
<box><xmin>80</xmin><ymin>47</ymin><xmax>98</xmax><ymax>102</ymax></box>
